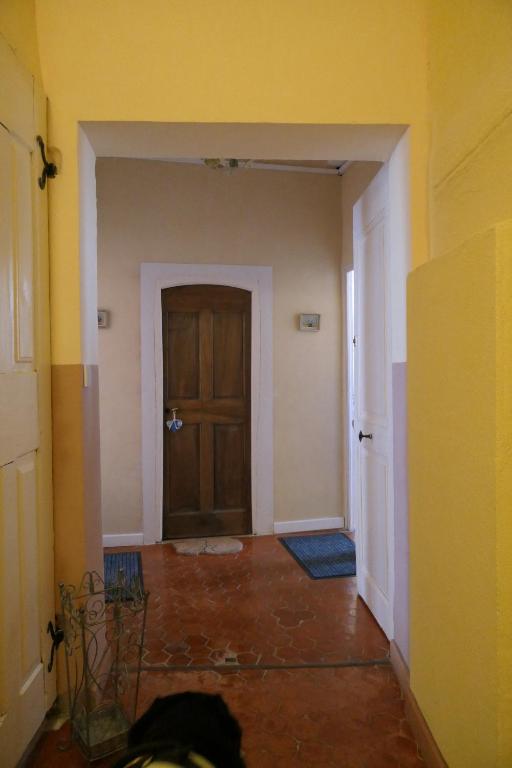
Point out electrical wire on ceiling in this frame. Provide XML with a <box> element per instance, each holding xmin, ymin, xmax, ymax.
<box><xmin>201</xmin><ymin>158</ymin><xmax>351</xmax><ymax>175</ymax></box>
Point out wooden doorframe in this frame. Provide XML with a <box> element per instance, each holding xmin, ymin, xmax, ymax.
<box><xmin>141</xmin><ymin>263</ymin><xmax>273</xmax><ymax>544</ymax></box>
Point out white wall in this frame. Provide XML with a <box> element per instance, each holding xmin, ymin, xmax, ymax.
<box><xmin>97</xmin><ymin>159</ymin><xmax>344</xmax><ymax>536</ymax></box>
<box><xmin>341</xmin><ymin>162</ymin><xmax>382</xmax><ymax>271</ymax></box>
<box><xmin>79</xmin><ymin>127</ymin><xmax>98</xmax><ymax>366</ymax></box>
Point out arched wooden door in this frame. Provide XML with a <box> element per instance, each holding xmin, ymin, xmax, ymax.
<box><xmin>161</xmin><ymin>285</ymin><xmax>252</xmax><ymax>539</ymax></box>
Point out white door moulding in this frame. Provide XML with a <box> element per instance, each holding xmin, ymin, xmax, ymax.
<box><xmin>140</xmin><ymin>262</ymin><xmax>273</xmax><ymax>544</ymax></box>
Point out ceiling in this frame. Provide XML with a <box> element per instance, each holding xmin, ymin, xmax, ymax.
<box><xmin>83</xmin><ymin>122</ymin><xmax>406</xmax><ymax>165</ymax></box>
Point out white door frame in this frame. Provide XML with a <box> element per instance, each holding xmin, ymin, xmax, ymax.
<box><xmin>140</xmin><ymin>262</ymin><xmax>273</xmax><ymax>544</ymax></box>
<box><xmin>345</xmin><ymin>269</ymin><xmax>356</xmax><ymax>531</ymax></box>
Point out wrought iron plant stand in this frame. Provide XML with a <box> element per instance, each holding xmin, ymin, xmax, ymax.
<box><xmin>59</xmin><ymin>569</ymin><xmax>149</xmax><ymax>761</ymax></box>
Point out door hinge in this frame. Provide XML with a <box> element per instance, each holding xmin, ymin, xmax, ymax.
<box><xmin>36</xmin><ymin>136</ymin><xmax>58</xmax><ymax>190</ymax></box>
<box><xmin>352</xmin><ymin>336</ymin><xmax>357</xmax><ymax>347</ymax></box>
<box><xmin>47</xmin><ymin>619</ymin><xmax>64</xmax><ymax>673</ymax></box>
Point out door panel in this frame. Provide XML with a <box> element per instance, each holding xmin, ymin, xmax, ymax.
<box><xmin>162</xmin><ymin>285</ymin><xmax>251</xmax><ymax>539</ymax></box>
<box><xmin>166</xmin><ymin>312</ymin><xmax>200</xmax><ymax>399</ymax></box>
<box><xmin>214</xmin><ymin>424</ymin><xmax>245</xmax><ymax>509</ymax></box>
<box><xmin>0</xmin><ymin>128</ymin><xmax>15</xmax><ymax>372</ymax></box>
<box><xmin>213</xmin><ymin>312</ymin><xmax>244</xmax><ymax>398</ymax></box>
<box><xmin>0</xmin><ymin>372</ymin><xmax>38</xmax><ymax>466</ymax></box>
<box><xmin>17</xmin><ymin>455</ymin><xmax>40</xmax><ymax>676</ymax></box>
<box><xmin>13</xmin><ymin>142</ymin><xmax>34</xmax><ymax>364</ymax></box>
<box><xmin>354</xmin><ymin>166</ymin><xmax>394</xmax><ymax>639</ymax></box>
<box><xmin>168</xmin><ymin>424</ymin><xmax>201</xmax><ymax>512</ymax></box>
<box><xmin>0</xmin><ymin>456</ymin><xmax>45</xmax><ymax>754</ymax></box>
<box><xmin>360</xmin><ymin>449</ymin><xmax>389</xmax><ymax>593</ymax></box>
<box><xmin>0</xmin><ymin>39</ymin><xmax>55</xmax><ymax>767</ymax></box>
<box><xmin>358</xmin><ymin>225</ymin><xmax>387</xmax><ymax>425</ymax></box>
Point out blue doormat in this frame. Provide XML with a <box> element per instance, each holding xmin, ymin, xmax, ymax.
<box><xmin>104</xmin><ymin>551</ymin><xmax>144</xmax><ymax>601</ymax></box>
<box><xmin>279</xmin><ymin>532</ymin><xmax>356</xmax><ymax>579</ymax></box>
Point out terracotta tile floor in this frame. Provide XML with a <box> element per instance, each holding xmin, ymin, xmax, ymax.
<box><xmin>137</xmin><ymin>535</ymin><xmax>389</xmax><ymax>667</ymax></box>
<box><xmin>29</xmin><ymin>667</ymin><xmax>424</xmax><ymax>767</ymax></box>
<box><xmin>27</xmin><ymin>535</ymin><xmax>425</xmax><ymax>766</ymax></box>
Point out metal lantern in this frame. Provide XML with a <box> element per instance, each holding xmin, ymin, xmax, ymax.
<box><xmin>59</xmin><ymin>569</ymin><xmax>149</xmax><ymax>761</ymax></box>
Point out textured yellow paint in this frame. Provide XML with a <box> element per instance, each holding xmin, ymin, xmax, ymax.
<box><xmin>37</xmin><ymin>1</ymin><xmax>428</xmax><ymax>123</ymax></box>
<box><xmin>409</xmin><ymin>2</ymin><xmax>512</xmax><ymax>764</ymax></box>
<box><xmin>409</xmin><ymin>233</ymin><xmax>498</xmax><ymax>766</ymax></box>
<box><xmin>428</xmin><ymin>0</ymin><xmax>512</xmax><ymax>187</ymax></box>
<box><xmin>0</xmin><ymin>0</ymin><xmax>41</xmax><ymax>80</ymax></box>
<box><xmin>432</xmin><ymin>116</ymin><xmax>512</xmax><ymax>258</ymax></box>
<box><xmin>410</xmin><ymin>223</ymin><xmax>512</xmax><ymax>766</ymax></box>
<box><xmin>495</xmin><ymin>222</ymin><xmax>512</xmax><ymax>763</ymax></box>
<box><xmin>34</xmin><ymin>0</ymin><xmax>429</xmax><ymax>363</ymax></box>
<box><xmin>428</xmin><ymin>0</ymin><xmax>512</xmax><ymax>256</ymax></box>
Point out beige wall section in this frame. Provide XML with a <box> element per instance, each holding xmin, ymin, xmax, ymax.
<box><xmin>97</xmin><ymin>159</ymin><xmax>343</xmax><ymax>535</ymax></box>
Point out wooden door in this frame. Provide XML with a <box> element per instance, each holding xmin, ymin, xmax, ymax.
<box><xmin>353</xmin><ymin>166</ymin><xmax>394</xmax><ymax>638</ymax></box>
<box><xmin>0</xmin><ymin>40</ymin><xmax>56</xmax><ymax>767</ymax></box>
<box><xmin>162</xmin><ymin>285</ymin><xmax>252</xmax><ymax>539</ymax></box>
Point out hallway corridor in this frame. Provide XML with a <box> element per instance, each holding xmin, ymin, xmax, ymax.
<box><xmin>29</xmin><ymin>536</ymin><xmax>424</xmax><ymax>767</ymax></box>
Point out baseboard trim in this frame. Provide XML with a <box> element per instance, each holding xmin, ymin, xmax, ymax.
<box><xmin>273</xmin><ymin>516</ymin><xmax>345</xmax><ymax>535</ymax></box>
<box><xmin>390</xmin><ymin>641</ymin><xmax>448</xmax><ymax>768</ymax></box>
<box><xmin>103</xmin><ymin>533</ymin><xmax>144</xmax><ymax>548</ymax></box>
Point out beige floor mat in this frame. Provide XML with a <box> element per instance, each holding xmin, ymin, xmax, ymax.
<box><xmin>170</xmin><ymin>537</ymin><xmax>243</xmax><ymax>555</ymax></box>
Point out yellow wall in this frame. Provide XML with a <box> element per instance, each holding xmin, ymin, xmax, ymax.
<box><xmin>428</xmin><ymin>0</ymin><xmax>512</xmax><ymax>256</ymax></box>
<box><xmin>34</xmin><ymin>0</ymin><xmax>430</xmax><ymax>365</ymax></box>
<box><xmin>409</xmin><ymin>1</ymin><xmax>512</xmax><ymax>765</ymax></box>
<box><xmin>409</xmin><ymin>232</ymin><xmax>499</xmax><ymax>765</ymax></box>
<box><xmin>0</xmin><ymin>0</ymin><xmax>41</xmax><ymax>80</ymax></box>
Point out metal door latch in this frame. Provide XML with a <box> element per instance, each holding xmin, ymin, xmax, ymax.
<box><xmin>47</xmin><ymin>619</ymin><xmax>64</xmax><ymax>673</ymax></box>
<box><xmin>358</xmin><ymin>431</ymin><xmax>373</xmax><ymax>442</ymax></box>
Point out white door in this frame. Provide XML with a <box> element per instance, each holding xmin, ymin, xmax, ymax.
<box><xmin>0</xmin><ymin>40</ymin><xmax>56</xmax><ymax>766</ymax></box>
<box><xmin>353</xmin><ymin>166</ymin><xmax>394</xmax><ymax>638</ymax></box>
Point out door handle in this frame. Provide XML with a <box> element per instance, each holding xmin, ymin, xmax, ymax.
<box><xmin>358</xmin><ymin>430</ymin><xmax>373</xmax><ymax>442</ymax></box>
